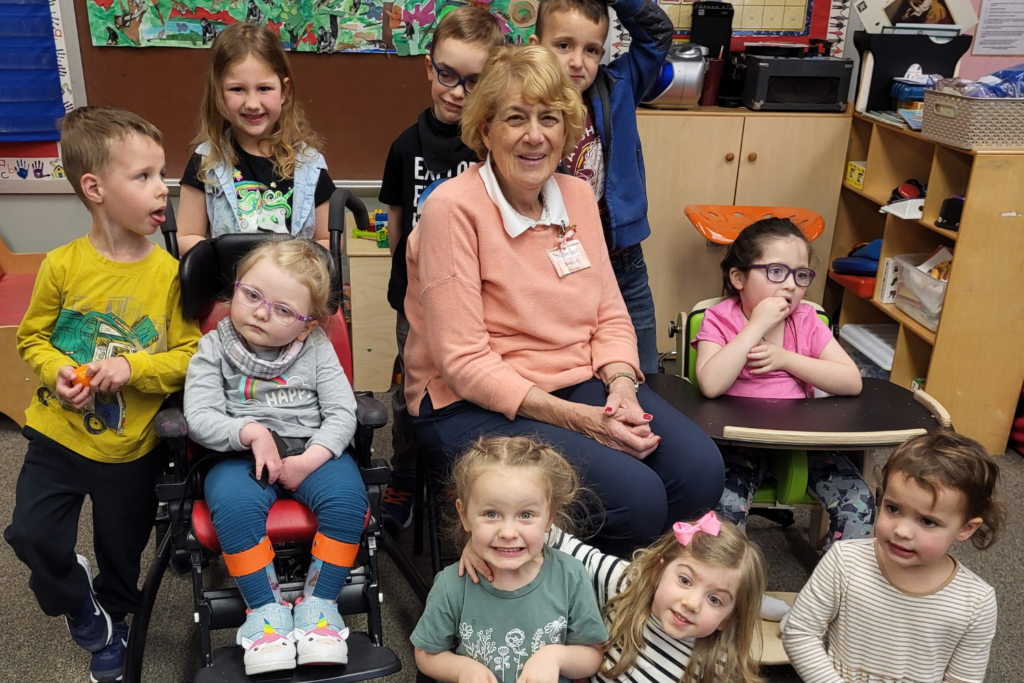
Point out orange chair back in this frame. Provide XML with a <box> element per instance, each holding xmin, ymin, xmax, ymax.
<box><xmin>684</xmin><ymin>205</ymin><xmax>825</xmax><ymax>245</ymax></box>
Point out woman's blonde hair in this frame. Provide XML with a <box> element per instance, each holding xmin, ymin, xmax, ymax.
<box><xmin>460</xmin><ymin>45</ymin><xmax>585</xmax><ymax>160</ymax></box>
<box><xmin>451</xmin><ymin>437</ymin><xmax>589</xmax><ymax>546</ymax></box>
<box><xmin>235</xmin><ymin>240</ymin><xmax>333</xmax><ymax>325</ymax></box>
<box><xmin>194</xmin><ymin>22</ymin><xmax>322</xmax><ymax>182</ymax></box>
<box><xmin>603</xmin><ymin>520</ymin><xmax>766</xmax><ymax>683</ymax></box>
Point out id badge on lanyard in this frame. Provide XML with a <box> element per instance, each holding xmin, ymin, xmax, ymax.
<box><xmin>546</xmin><ymin>223</ymin><xmax>592</xmax><ymax>277</ymax></box>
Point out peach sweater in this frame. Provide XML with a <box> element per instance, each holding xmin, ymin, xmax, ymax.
<box><xmin>403</xmin><ymin>164</ymin><xmax>641</xmax><ymax>420</ymax></box>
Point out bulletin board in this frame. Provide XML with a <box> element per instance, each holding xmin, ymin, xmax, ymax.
<box><xmin>72</xmin><ymin>0</ymin><xmax>433</xmax><ymax>179</ymax></box>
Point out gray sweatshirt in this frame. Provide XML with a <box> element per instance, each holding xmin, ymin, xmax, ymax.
<box><xmin>184</xmin><ymin>327</ymin><xmax>357</xmax><ymax>457</ymax></box>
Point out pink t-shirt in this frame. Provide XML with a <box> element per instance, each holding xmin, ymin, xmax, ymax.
<box><xmin>692</xmin><ymin>298</ymin><xmax>834</xmax><ymax>399</ymax></box>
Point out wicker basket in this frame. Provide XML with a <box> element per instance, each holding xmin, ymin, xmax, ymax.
<box><xmin>921</xmin><ymin>89</ymin><xmax>1024</xmax><ymax>150</ymax></box>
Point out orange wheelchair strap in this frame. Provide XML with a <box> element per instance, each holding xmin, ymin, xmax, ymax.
<box><xmin>312</xmin><ymin>532</ymin><xmax>359</xmax><ymax>568</ymax></box>
<box><xmin>223</xmin><ymin>536</ymin><xmax>274</xmax><ymax>577</ymax></box>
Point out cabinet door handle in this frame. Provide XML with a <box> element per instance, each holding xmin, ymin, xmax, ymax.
<box><xmin>725</xmin><ymin>153</ymin><xmax>735</xmax><ymax>162</ymax></box>
<box><xmin>748</xmin><ymin>152</ymin><xmax>758</xmax><ymax>162</ymax></box>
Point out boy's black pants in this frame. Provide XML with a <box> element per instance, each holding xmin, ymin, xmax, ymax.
<box><xmin>4</xmin><ymin>427</ymin><xmax>165</xmax><ymax>622</ymax></box>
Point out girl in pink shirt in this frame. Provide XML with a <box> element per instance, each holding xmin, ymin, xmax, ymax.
<box><xmin>692</xmin><ymin>219</ymin><xmax>872</xmax><ymax>555</ymax></box>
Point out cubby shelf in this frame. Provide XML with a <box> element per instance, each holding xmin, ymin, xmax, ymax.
<box><xmin>827</xmin><ymin>115</ymin><xmax>1024</xmax><ymax>453</ymax></box>
<box><xmin>868</xmin><ymin>299</ymin><xmax>936</xmax><ymax>346</ymax></box>
<box><xmin>840</xmin><ymin>183</ymin><xmax>959</xmax><ymax>242</ymax></box>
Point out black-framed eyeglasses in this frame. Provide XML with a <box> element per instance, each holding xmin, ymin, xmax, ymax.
<box><xmin>434</xmin><ymin>66</ymin><xmax>478</xmax><ymax>94</ymax></box>
<box><xmin>234</xmin><ymin>282</ymin><xmax>314</xmax><ymax>326</ymax></box>
<box><xmin>746</xmin><ymin>263</ymin><xmax>816</xmax><ymax>288</ymax></box>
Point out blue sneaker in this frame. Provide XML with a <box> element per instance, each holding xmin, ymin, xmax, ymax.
<box><xmin>381</xmin><ymin>473</ymin><xmax>415</xmax><ymax>530</ymax></box>
<box><xmin>66</xmin><ymin>554</ymin><xmax>112</xmax><ymax>653</ymax></box>
<box><xmin>90</xmin><ymin>620</ymin><xmax>128</xmax><ymax>683</ymax></box>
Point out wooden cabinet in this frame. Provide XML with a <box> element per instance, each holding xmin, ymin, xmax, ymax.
<box><xmin>638</xmin><ymin>109</ymin><xmax>851</xmax><ymax>351</ymax></box>
<box><xmin>829</xmin><ymin>114</ymin><xmax>1024</xmax><ymax>453</ymax></box>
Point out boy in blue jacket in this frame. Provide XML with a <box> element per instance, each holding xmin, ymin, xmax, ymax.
<box><xmin>531</xmin><ymin>0</ymin><xmax>671</xmax><ymax>375</ymax></box>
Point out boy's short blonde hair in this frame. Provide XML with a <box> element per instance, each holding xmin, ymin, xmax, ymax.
<box><xmin>235</xmin><ymin>240</ymin><xmax>334</xmax><ymax>325</ymax></box>
<box><xmin>431</xmin><ymin>6</ymin><xmax>506</xmax><ymax>57</ymax></box>
<box><xmin>461</xmin><ymin>45</ymin><xmax>585</xmax><ymax>159</ymax></box>
<box><xmin>536</xmin><ymin>0</ymin><xmax>609</xmax><ymax>39</ymax></box>
<box><xmin>59</xmin><ymin>106</ymin><xmax>163</xmax><ymax>207</ymax></box>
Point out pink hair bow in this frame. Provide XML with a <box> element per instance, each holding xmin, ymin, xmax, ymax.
<box><xmin>673</xmin><ymin>511</ymin><xmax>722</xmax><ymax>546</ymax></box>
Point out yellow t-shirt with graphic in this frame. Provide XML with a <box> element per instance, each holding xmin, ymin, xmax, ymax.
<box><xmin>17</xmin><ymin>237</ymin><xmax>200</xmax><ymax>463</ymax></box>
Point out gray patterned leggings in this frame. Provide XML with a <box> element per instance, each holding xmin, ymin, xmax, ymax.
<box><xmin>716</xmin><ymin>447</ymin><xmax>875</xmax><ymax>552</ymax></box>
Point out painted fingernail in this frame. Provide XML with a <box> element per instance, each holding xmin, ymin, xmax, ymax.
<box><xmin>643</xmin><ymin>413</ymin><xmax>653</xmax><ymax>420</ymax></box>
<box><xmin>656</xmin><ymin>437</ymin><xmax>662</xmax><ymax>445</ymax></box>
<box><xmin>605</xmin><ymin>407</ymin><xmax>613</xmax><ymax>414</ymax></box>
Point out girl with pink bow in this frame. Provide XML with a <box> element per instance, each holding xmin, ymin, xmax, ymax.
<box><xmin>462</xmin><ymin>510</ymin><xmax>767</xmax><ymax>683</ymax></box>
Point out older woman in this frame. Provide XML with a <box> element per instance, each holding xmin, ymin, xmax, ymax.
<box><xmin>403</xmin><ymin>45</ymin><xmax>723</xmax><ymax>555</ymax></box>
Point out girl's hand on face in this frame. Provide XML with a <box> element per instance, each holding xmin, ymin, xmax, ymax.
<box><xmin>747</xmin><ymin>342</ymin><xmax>791</xmax><ymax>374</ymax></box>
<box><xmin>748</xmin><ymin>296</ymin><xmax>790</xmax><ymax>332</ymax></box>
<box><xmin>515</xmin><ymin>645</ymin><xmax>563</xmax><ymax>683</ymax></box>
<box><xmin>458</xmin><ymin>543</ymin><xmax>494</xmax><ymax>584</ymax></box>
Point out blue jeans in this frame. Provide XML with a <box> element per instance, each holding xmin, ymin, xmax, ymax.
<box><xmin>204</xmin><ymin>454</ymin><xmax>368</xmax><ymax>606</ymax></box>
<box><xmin>610</xmin><ymin>244</ymin><xmax>659</xmax><ymax>375</ymax></box>
<box><xmin>414</xmin><ymin>379</ymin><xmax>724</xmax><ymax>558</ymax></box>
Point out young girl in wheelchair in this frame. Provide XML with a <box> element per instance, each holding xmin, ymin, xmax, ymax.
<box><xmin>693</xmin><ymin>219</ymin><xmax>873</xmax><ymax>560</ymax></box>
<box><xmin>462</xmin><ymin>511</ymin><xmax>768</xmax><ymax>683</ymax></box>
<box><xmin>412</xmin><ymin>437</ymin><xmax>608</xmax><ymax>683</ymax></box>
<box><xmin>184</xmin><ymin>240</ymin><xmax>367</xmax><ymax>675</ymax></box>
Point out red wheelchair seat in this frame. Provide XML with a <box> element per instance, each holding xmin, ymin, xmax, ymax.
<box><xmin>191</xmin><ymin>499</ymin><xmax>320</xmax><ymax>553</ymax></box>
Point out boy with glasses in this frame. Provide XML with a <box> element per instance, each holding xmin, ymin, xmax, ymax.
<box><xmin>378</xmin><ymin>6</ymin><xmax>505</xmax><ymax>528</ymax></box>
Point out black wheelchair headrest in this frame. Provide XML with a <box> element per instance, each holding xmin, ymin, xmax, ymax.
<box><xmin>179</xmin><ymin>234</ymin><xmax>341</xmax><ymax>321</ymax></box>
<box><xmin>168</xmin><ymin>187</ymin><xmax>369</xmax><ymax>321</ymax></box>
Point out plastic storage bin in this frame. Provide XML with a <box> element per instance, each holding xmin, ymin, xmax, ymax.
<box><xmin>922</xmin><ymin>89</ymin><xmax>1024</xmax><ymax>150</ymax></box>
<box><xmin>894</xmin><ymin>253</ymin><xmax>948</xmax><ymax>332</ymax></box>
<box><xmin>840</xmin><ymin>323</ymin><xmax>897</xmax><ymax>380</ymax></box>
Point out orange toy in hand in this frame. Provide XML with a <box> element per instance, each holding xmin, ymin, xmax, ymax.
<box><xmin>73</xmin><ymin>365</ymin><xmax>92</xmax><ymax>387</ymax></box>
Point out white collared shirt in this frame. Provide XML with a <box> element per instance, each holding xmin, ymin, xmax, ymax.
<box><xmin>479</xmin><ymin>154</ymin><xmax>570</xmax><ymax>238</ymax></box>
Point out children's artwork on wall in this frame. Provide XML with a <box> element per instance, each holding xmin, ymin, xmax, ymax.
<box><xmin>0</xmin><ymin>0</ymin><xmax>75</xmax><ymax>181</ymax></box>
<box><xmin>84</xmin><ymin>0</ymin><xmax>535</xmax><ymax>54</ymax></box>
<box><xmin>659</xmin><ymin>0</ymin><xmax>852</xmax><ymax>56</ymax></box>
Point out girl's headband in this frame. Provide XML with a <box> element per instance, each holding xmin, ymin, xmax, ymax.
<box><xmin>673</xmin><ymin>511</ymin><xmax>721</xmax><ymax>546</ymax></box>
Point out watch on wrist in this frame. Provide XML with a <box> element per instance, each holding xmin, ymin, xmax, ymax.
<box><xmin>604</xmin><ymin>371</ymin><xmax>638</xmax><ymax>393</ymax></box>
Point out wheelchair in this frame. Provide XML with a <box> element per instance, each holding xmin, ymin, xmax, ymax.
<box><xmin>124</xmin><ymin>189</ymin><xmax>428</xmax><ymax>683</ymax></box>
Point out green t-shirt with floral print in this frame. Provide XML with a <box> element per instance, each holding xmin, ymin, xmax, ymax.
<box><xmin>411</xmin><ymin>546</ymin><xmax>608</xmax><ymax>683</ymax></box>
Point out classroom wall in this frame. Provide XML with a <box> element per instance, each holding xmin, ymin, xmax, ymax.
<box><xmin>0</xmin><ymin>189</ymin><xmax>383</xmax><ymax>253</ymax></box>
<box><xmin>958</xmin><ymin>0</ymin><xmax>1022</xmax><ymax>81</ymax></box>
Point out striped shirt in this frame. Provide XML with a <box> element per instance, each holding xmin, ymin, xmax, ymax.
<box><xmin>782</xmin><ymin>538</ymin><xmax>997</xmax><ymax>683</ymax></box>
<box><xmin>549</xmin><ymin>529</ymin><xmax>694</xmax><ymax>683</ymax></box>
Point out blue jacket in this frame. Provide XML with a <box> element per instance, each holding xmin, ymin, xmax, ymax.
<box><xmin>572</xmin><ymin>0</ymin><xmax>672</xmax><ymax>251</ymax></box>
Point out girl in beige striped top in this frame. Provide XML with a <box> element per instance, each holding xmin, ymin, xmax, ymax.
<box><xmin>782</xmin><ymin>432</ymin><xmax>1005</xmax><ymax>683</ymax></box>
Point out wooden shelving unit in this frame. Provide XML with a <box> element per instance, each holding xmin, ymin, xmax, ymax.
<box><xmin>826</xmin><ymin>113</ymin><xmax>1024</xmax><ymax>453</ymax></box>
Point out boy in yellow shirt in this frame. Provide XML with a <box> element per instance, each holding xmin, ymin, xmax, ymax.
<box><xmin>4</xmin><ymin>106</ymin><xmax>200</xmax><ymax>683</ymax></box>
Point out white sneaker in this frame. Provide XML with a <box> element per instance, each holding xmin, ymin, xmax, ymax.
<box><xmin>237</xmin><ymin>602</ymin><xmax>296</xmax><ymax>676</ymax></box>
<box><xmin>293</xmin><ymin>596</ymin><xmax>349</xmax><ymax>666</ymax></box>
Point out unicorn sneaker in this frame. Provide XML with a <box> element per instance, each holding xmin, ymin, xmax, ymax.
<box><xmin>237</xmin><ymin>602</ymin><xmax>296</xmax><ymax>675</ymax></box>
<box><xmin>293</xmin><ymin>596</ymin><xmax>349</xmax><ymax>666</ymax></box>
